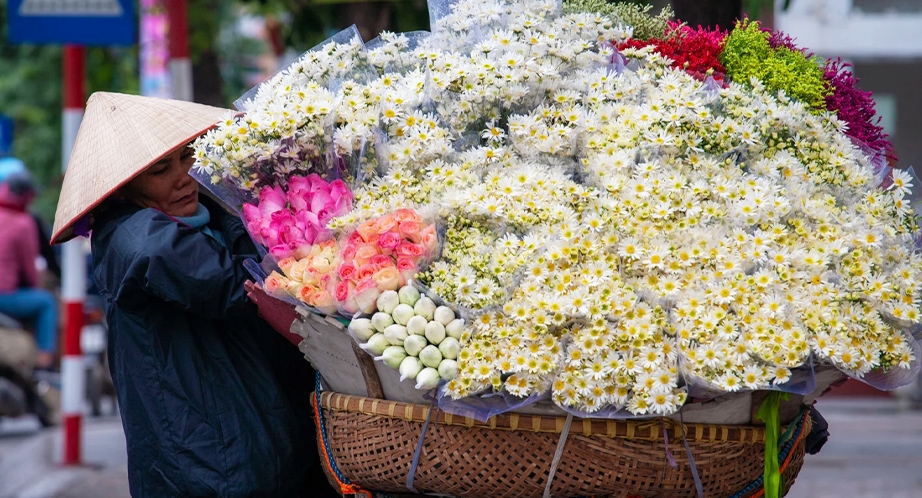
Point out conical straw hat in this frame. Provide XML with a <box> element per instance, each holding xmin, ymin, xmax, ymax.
<box><xmin>51</xmin><ymin>92</ymin><xmax>233</xmax><ymax>244</ymax></box>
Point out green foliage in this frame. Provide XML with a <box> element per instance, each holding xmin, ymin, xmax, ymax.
<box><xmin>393</xmin><ymin>0</ymin><xmax>430</xmax><ymax>32</ymax></box>
<box><xmin>563</xmin><ymin>0</ymin><xmax>673</xmax><ymax>41</ymax></box>
<box><xmin>189</xmin><ymin>0</ymin><xmax>225</xmax><ymax>63</ymax></box>
<box><xmin>720</xmin><ymin>19</ymin><xmax>829</xmax><ymax>111</ymax></box>
<box><xmin>238</xmin><ymin>0</ymin><xmax>429</xmax><ymax>53</ymax></box>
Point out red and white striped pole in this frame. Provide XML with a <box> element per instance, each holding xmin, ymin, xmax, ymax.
<box><xmin>61</xmin><ymin>44</ymin><xmax>87</xmax><ymax>466</ymax></box>
<box><xmin>167</xmin><ymin>0</ymin><xmax>193</xmax><ymax>101</ymax></box>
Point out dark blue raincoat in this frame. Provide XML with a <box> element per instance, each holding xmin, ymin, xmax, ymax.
<box><xmin>91</xmin><ymin>197</ymin><xmax>321</xmax><ymax>497</ymax></box>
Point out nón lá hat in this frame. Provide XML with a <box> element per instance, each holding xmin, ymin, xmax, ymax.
<box><xmin>51</xmin><ymin>92</ymin><xmax>233</xmax><ymax>244</ymax></box>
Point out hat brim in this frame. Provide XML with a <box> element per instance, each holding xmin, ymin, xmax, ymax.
<box><xmin>50</xmin><ymin>126</ymin><xmax>216</xmax><ymax>245</ymax></box>
<box><xmin>51</xmin><ymin>92</ymin><xmax>234</xmax><ymax>245</ymax></box>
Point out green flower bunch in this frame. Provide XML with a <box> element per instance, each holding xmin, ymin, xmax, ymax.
<box><xmin>720</xmin><ymin>19</ymin><xmax>829</xmax><ymax>111</ymax></box>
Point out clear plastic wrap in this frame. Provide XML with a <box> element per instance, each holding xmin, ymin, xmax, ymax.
<box><xmin>187</xmin><ymin>0</ymin><xmax>922</xmax><ymax>419</ymax></box>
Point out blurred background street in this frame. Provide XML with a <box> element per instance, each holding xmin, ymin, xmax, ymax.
<box><xmin>3</xmin><ymin>382</ymin><xmax>922</xmax><ymax>498</ymax></box>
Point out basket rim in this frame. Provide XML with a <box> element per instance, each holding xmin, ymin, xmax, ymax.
<box><xmin>320</xmin><ymin>391</ymin><xmax>776</xmax><ymax>444</ymax></box>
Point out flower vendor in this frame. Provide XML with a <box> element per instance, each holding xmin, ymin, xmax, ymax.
<box><xmin>49</xmin><ymin>92</ymin><xmax>336</xmax><ymax>498</ymax></box>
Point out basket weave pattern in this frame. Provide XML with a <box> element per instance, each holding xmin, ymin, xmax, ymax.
<box><xmin>316</xmin><ymin>392</ymin><xmax>809</xmax><ymax>498</ymax></box>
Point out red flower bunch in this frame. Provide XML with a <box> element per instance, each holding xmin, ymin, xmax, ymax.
<box><xmin>620</xmin><ymin>22</ymin><xmax>728</xmax><ymax>79</ymax></box>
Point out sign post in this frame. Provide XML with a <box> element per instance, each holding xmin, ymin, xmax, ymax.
<box><xmin>61</xmin><ymin>45</ymin><xmax>85</xmax><ymax>466</ymax></box>
<box><xmin>6</xmin><ymin>0</ymin><xmax>135</xmax><ymax>467</ymax></box>
<box><xmin>167</xmin><ymin>0</ymin><xmax>192</xmax><ymax>101</ymax></box>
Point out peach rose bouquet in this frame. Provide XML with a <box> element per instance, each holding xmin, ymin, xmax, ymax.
<box><xmin>263</xmin><ymin>239</ymin><xmax>341</xmax><ymax>314</ymax></box>
<box><xmin>333</xmin><ymin>208</ymin><xmax>440</xmax><ymax>314</ymax></box>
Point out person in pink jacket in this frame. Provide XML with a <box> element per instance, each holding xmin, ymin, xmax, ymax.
<box><xmin>0</xmin><ymin>171</ymin><xmax>57</xmax><ymax>369</ymax></box>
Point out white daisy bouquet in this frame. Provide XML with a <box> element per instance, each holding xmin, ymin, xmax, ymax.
<box><xmin>193</xmin><ymin>0</ymin><xmax>922</xmax><ymax>418</ymax></box>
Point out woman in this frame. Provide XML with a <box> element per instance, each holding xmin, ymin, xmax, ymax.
<box><xmin>0</xmin><ymin>170</ymin><xmax>58</xmax><ymax>370</ymax></box>
<box><xmin>51</xmin><ymin>92</ymin><xmax>333</xmax><ymax>497</ymax></box>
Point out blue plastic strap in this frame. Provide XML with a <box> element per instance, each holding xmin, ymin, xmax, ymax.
<box><xmin>543</xmin><ymin>414</ymin><xmax>574</xmax><ymax>498</ymax></box>
<box><xmin>679</xmin><ymin>410</ymin><xmax>705</xmax><ymax>498</ymax></box>
<box><xmin>406</xmin><ymin>400</ymin><xmax>436</xmax><ymax>493</ymax></box>
<box><xmin>661</xmin><ymin>418</ymin><xmax>677</xmax><ymax>468</ymax></box>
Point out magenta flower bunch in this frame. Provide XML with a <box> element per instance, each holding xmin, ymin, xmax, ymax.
<box><xmin>243</xmin><ymin>174</ymin><xmax>353</xmax><ymax>260</ymax></box>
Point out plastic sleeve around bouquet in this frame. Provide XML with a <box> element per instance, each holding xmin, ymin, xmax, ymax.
<box><xmin>436</xmin><ymin>384</ymin><xmax>549</xmax><ymax>423</ymax></box>
<box><xmin>426</xmin><ymin>0</ymin><xmax>562</xmax><ymax>52</ymax></box>
<box><xmin>188</xmin><ymin>167</ymin><xmax>356</xmax><ymax>316</ymax></box>
<box><xmin>678</xmin><ymin>353</ymin><xmax>817</xmax><ymax>402</ymax></box>
<box><xmin>331</xmin><ymin>207</ymin><xmax>443</xmax><ymax>316</ymax></box>
<box><xmin>837</xmin><ymin>330</ymin><xmax>922</xmax><ymax>391</ymax></box>
<box><xmin>366</xmin><ymin>30</ymin><xmax>432</xmax><ymax>75</ymax></box>
<box><xmin>234</xmin><ymin>25</ymin><xmax>370</xmax><ymax>112</ymax></box>
<box><xmin>192</xmin><ymin>25</ymin><xmax>380</xmax><ymax>202</ymax></box>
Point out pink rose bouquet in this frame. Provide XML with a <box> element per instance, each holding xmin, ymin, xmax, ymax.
<box><xmin>334</xmin><ymin>208</ymin><xmax>439</xmax><ymax>314</ymax></box>
<box><xmin>242</xmin><ymin>174</ymin><xmax>353</xmax><ymax>260</ymax></box>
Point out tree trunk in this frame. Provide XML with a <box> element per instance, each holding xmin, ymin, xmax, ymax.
<box><xmin>192</xmin><ymin>49</ymin><xmax>226</xmax><ymax>107</ymax></box>
<box><xmin>188</xmin><ymin>0</ymin><xmax>226</xmax><ymax>106</ymax></box>
<box><xmin>339</xmin><ymin>2</ymin><xmax>393</xmax><ymax>42</ymax></box>
<box><xmin>671</xmin><ymin>0</ymin><xmax>742</xmax><ymax>31</ymax></box>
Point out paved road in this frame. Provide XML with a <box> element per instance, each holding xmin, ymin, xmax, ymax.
<box><xmin>786</xmin><ymin>397</ymin><xmax>922</xmax><ymax>498</ymax></box>
<box><xmin>0</xmin><ymin>414</ymin><xmax>129</xmax><ymax>498</ymax></box>
<box><xmin>2</xmin><ymin>396</ymin><xmax>921</xmax><ymax>497</ymax></box>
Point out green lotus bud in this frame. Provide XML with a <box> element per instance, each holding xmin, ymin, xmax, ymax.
<box><xmin>434</xmin><ymin>306</ymin><xmax>455</xmax><ymax>325</ymax></box>
<box><xmin>445</xmin><ymin>318</ymin><xmax>465</xmax><ymax>339</ymax></box>
<box><xmin>384</xmin><ymin>324</ymin><xmax>408</xmax><ymax>345</ymax></box>
<box><xmin>419</xmin><ymin>345</ymin><xmax>443</xmax><ymax>368</ymax></box>
<box><xmin>438</xmin><ymin>359</ymin><xmax>458</xmax><ymax>381</ymax></box>
<box><xmin>378</xmin><ymin>346</ymin><xmax>407</xmax><ymax>370</ymax></box>
<box><xmin>371</xmin><ymin>312</ymin><xmax>394</xmax><ymax>332</ymax></box>
<box><xmin>391</xmin><ymin>304</ymin><xmax>415</xmax><ymax>325</ymax></box>
<box><xmin>424</xmin><ymin>320</ymin><xmax>446</xmax><ymax>345</ymax></box>
<box><xmin>360</xmin><ymin>333</ymin><xmax>390</xmax><ymax>356</ymax></box>
<box><xmin>399</xmin><ymin>356</ymin><xmax>423</xmax><ymax>381</ymax></box>
<box><xmin>438</xmin><ymin>337</ymin><xmax>460</xmax><ymax>360</ymax></box>
<box><xmin>414</xmin><ymin>296</ymin><xmax>436</xmax><ymax>320</ymax></box>
<box><xmin>406</xmin><ymin>315</ymin><xmax>428</xmax><ymax>336</ymax></box>
<box><xmin>376</xmin><ymin>290</ymin><xmax>400</xmax><ymax>314</ymax></box>
<box><xmin>348</xmin><ymin>318</ymin><xmax>375</xmax><ymax>342</ymax></box>
<box><xmin>398</xmin><ymin>285</ymin><xmax>421</xmax><ymax>306</ymax></box>
<box><xmin>415</xmin><ymin>367</ymin><xmax>441</xmax><ymax>390</ymax></box>
<box><xmin>403</xmin><ymin>334</ymin><xmax>428</xmax><ymax>357</ymax></box>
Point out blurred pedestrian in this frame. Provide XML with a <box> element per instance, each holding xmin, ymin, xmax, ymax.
<box><xmin>0</xmin><ymin>156</ymin><xmax>62</xmax><ymax>281</ymax></box>
<box><xmin>51</xmin><ymin>92</ymin><xmax>334</xmax><ymax>498</ymax></box>
<box><xmin>0</xmin><ymin>169</ymin><xmax>58</xmax><ymax>370</ymax></box>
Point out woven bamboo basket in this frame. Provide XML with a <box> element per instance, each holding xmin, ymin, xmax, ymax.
<box><xmin>311</xmin><ymin>390</ymin><xmax>812</xmax><ymax>498</ymax></box>
<box><xmin>293</xmin><ymin>309</ymin><xmax>821</xmax><ymax>497</ymax></box>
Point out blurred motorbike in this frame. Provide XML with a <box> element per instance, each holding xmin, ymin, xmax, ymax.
<box><xmin>0</xmin><ymin>312</ymin><xmax>56</xmax><ymax>427</ymax></box>
<box><xmin>81</xmin><ymin>294</ymin><xmax>115</xmax><ymax>416</ymax></box>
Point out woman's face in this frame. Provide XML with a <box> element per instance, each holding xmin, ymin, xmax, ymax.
<box><xmin>123</xmin><ymin>144</ymin><xmax>199</xmax><ymax>217</ymax></box>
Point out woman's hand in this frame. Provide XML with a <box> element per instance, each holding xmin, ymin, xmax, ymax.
<box><xmin>245</xmin><ymin>281</ymin><xmax>303</xmax><ymax>347</ymax></box>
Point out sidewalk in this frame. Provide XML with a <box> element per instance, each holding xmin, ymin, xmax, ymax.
<box><xmin>0</xmin><ymin>415</ymin><xmax>128</xmax><ymax>498</ymax></box>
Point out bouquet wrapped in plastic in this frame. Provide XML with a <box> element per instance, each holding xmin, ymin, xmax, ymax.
<box><xmin>193</xmin><ymin>0</ymin><xmax>922</xmax><ymax>421</ymax></box>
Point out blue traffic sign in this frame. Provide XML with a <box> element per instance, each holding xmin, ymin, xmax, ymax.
<box><xmin>0</xmin><ymin>115</ymin><xmax>13</xmax><ymax>156</ymax></box>
<box><xmin>7</xmin><ymin>0</ymin><xmax>135</xmax><ymax>46</ymax></box>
